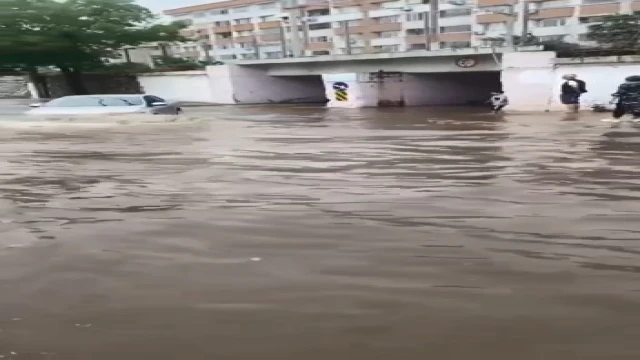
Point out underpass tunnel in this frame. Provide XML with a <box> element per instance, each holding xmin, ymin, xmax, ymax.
<box><xmin>404</xmin><ymin>72</ymin><xmax>502</xmax><ymax>107</ymax></box>
<box><xmin>263</xmin><ymin>75</ymin><xmax>328</xmax><ymax>104</ymax></box>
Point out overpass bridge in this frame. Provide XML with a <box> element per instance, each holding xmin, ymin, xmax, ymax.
<box><xmin>205</xmin><ymin>47</ymin><xmax>548</xmax><ymax>108</ymax></box>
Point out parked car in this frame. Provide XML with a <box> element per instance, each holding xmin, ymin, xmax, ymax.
<box><xmin>26</xmin><ymin>95</ymin><xmax>182</xmax><ymax>116</ymax></box>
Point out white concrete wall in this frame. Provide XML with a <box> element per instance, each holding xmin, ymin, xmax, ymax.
<box><xmin>404</xmin><ymin>73</ymin><xmax>500</xmax><ymax>106</ymax></box>
<box><xmin>207</xmin><ymin>66</ymin><xmax>237</xmax><ymax>104</ymax></box>
<box><xmin>502</xmin><ymin>51</ymin><xmax>557</xmax><ymax>112</ymax></box>
<box><xmin>138</xmin><ymin>71</ymin><xmax>214</xmax><ymax>103</ymax></box>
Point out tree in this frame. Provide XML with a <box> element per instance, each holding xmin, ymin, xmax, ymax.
<box><xmin>587</xmin><ymin>14</ymin><xmax>640</xmax><ymax>53</ymax></box>
<box><xmin>0</xmin><ymin>0</ymin><xmax>187</xmax><ymax>94</ymax></box>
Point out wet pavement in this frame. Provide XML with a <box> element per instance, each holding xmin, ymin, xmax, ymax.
<box><xmin>0</xmin><ymin>104</ymin><xmax>639</xmax><ymax>359</ymax></box>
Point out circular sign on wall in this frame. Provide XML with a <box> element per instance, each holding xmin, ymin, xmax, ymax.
<box><xmin>332</xmin><ymin>82</ymin><xmax>349</xmax><ymax>91</ymax></box>
<box><xmin>455</xmin><ymin>58</ymin><xmax>478</xmax><ymax>68</ymax></box>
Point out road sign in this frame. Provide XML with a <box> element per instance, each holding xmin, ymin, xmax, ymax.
<box><xmin>332</xmin><ymin>82</ymin><xmax>348</xmax><ymax>91</ymax></box>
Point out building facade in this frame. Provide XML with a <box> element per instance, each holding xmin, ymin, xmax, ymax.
<box><xmin>164</xmin><ymin>0</ymin><xmax>640</xmax><ymax>61</ymax></box>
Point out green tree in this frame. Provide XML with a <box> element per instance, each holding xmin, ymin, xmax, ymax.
<box><xmin>0</xmin><ymin>0</ymin><xmax>186</xmax><ymax>94</ymax></box>
<box><xmin>587</xmin><ymin>14</ymin><xmax>640</xmax><ymax>52</ymax></box>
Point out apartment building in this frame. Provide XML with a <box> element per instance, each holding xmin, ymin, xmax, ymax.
<box><xmin>164</xmin><ymin>0</ymin><xmax>639</xmax><ymax>61</ymax></box>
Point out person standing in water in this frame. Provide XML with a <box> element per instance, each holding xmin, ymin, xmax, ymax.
<box><xmin>611</xmin><ymin>75</ymin><xmax>640</xmax><ymax>120</ymax></box>
<box><xmin>560</xmin><ymin>74</ymin><xmax>587</xmax><ymax>113</ymax></box>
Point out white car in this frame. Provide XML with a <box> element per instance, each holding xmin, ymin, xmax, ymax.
<box><xmin>26</xmin><ymin>95</ymin><xmax>182</xmax><ymax>116</ymax></box>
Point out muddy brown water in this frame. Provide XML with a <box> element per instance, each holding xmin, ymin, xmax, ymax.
<box><xmin>0</xmin><ymin>105</ymin><xmax>639</xmax><ymax>359</ymax></box>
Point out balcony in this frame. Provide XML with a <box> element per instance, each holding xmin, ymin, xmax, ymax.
<box><xmin>405</xmin><ymin>35</ymin><xmax>429</xmax><ymax>44</ymax></box>
<box><xmin>259</xmin><ymin>34</ymin><xmax>283</xmax><ymax>43</ymax></box>
<box><xmin>579</xmin><ymin>2</ymin><xmax>620</xmax><ymax>16</ymax></box>
<box><xmin>436</xmin><ymin>32</ymin><xmax>472</xmax><ymax>42</ymax></box>
<box><xmin>306</xmin><ymin>42</ymin><xmax>334</xmax><ymax>50</ymax></box>
<box><xmin>476</xmin><ymin>13</ymin><xmax>513</xmax><ymax>23</ymax></box>
<box><xmin>334</xmin><ymin>25</ymin><xmax>368</xmax><ymax>35</ymax></box>
<box><xmin>234</xmin><ymin>35</ymin><xmax>258</xmax><ymax>43</ymax></box>
<box><xmin>530</xmin><ymin>7</ymin><xmax>576</xmax><ymax>19</ymax></box>
<box><xmin>213</xmin><ymin>26</ymin><xmax>232</xmax><ymax>34</ymax></box>
<box><xmin>368</xmin><ymin>22</ymin><xmax>402</xmax><ymax>32</ymax></box>
<box><xmin>214</xmin><ymin>37</ymin><xmax>234</xmax><ymax>45</ymax></box>
<box><xmin>258</xmin><ymin>21</ymin><xmax>282</xmax><ymax>29</ymax></box>
<box><xmin>232</xmin><ymin>23</ymin><xmax>255</xmax><ymax>32</ymax></box>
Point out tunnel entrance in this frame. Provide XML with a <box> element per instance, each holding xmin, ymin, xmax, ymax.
<box><xmin>404</xmin><ymin>72</ymin><xmax>502</xmax><ymax>107</ymax></box>
<box><xmin>265</xmin><ymin>75</ymin><xmax>328</xmax><ymax>104</ymax></box>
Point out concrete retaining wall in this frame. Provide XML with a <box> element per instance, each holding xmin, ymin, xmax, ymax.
<box><xmin>138</xmin><ymin>71</ymin><xmax>214</xmax><ymax>103</ymax></box>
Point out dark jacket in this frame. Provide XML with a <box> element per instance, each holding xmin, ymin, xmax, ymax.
<box><xmin>561</xmin><ymin>79</ymin><xmax>587</xmax><ymax>95</ymax></box>
<box><xmin>613</xmin><ymin>76</ymin><xmax>640</xmax><ymax>105</ymax></box>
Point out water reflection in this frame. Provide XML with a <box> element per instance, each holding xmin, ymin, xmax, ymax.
<box><xmin>0</xmin><ymin>106</ymin><xmax>639</xmax><ymax>360</ymax></box>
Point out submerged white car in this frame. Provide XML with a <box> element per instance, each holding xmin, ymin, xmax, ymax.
<box><xmin>26</xmin><ymin>95</ymin><xmax>182</xmax><ymax>116</ymax></box>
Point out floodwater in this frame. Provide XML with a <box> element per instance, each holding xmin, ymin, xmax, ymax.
<box><xmin>0</xmin><ymin>104</ymin><xmax>639</xmax><ymax>359</ymax></box>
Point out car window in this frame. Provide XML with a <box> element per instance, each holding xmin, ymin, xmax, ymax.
<box><xmin>47</xmin><ymin>96</ymin><xmax>144</xmax><ymax>107</ymax></box>
<box><xmin>144</xmin><ymin>95</ymin><xmax>166</xmax><ymax>105</ymax></box>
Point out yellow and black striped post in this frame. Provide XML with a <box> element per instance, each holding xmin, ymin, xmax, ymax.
<box><xmin>335</xmin><ymin>89</ymin><xmax>348</xmax><ymax>102</ymax></box>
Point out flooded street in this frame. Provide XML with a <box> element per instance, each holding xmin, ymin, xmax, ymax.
<box><xmin>0</xmin><ymin>105</ymin><xmax>639</xmax><ymax>359</ymax></box>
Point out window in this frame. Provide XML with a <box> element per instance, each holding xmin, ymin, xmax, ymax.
<box><xmin>210</xmin><ymin>9</ymin><xmax>229</xmax><ymax>15</ymax></box>
<box><xmin>377</xmin><ymin>15</ymin><xmax>400</xmax><ymax>23</ymax></box>
<box><xmin>578</xmin><ymin>16</ymin><xmax>603</xmax><ymax>23</ymax></box>
<box><xmin>194</xmin><ymin>12</ymin><xmax>206</xmax><ymax>18</ymax></box>
<box><xmin>334</xmin><ymin>6</ymin><xmax>359</xmax><ymax>14</ymax></box>
<box><xmin>406</xmin><ymin>28</ymin><xmax>425</xmax><ymax>35</ymax></box>
<box><xmin>582</xmin><ymin>0</ymin><xmax>614</xmax><ymax>4</ymax></box>
<box><xmin>538</xmin><ymin>35</ymin><xmax>566</xmax><ymax>41</ymax></box>
<box><xmin>340</xmin><ymin>47</ymin><xmax>364</xmax><ymax>54</ymax></box>
<box><xmin>309</xmin><ymin>22</ymin><xmax>332</xmax><ymax>30</ymax></box>
<box><xmin>265</xmin><ymin>51</ymin><xmax>283</xmax><ymax>58</ymax></box>
<box><xmin>377</xmin><ymin>31</ymin><xmax>400</xmax><ymax>38</ymax></box>
<box><xmin>219</xmin><ymin>54</ymin><xmax>237</xmax><ymax>60</ymax></box>
<box><xmin>235</xmin><ymin>18</ymin><xmax>251</xmax><ymax>24</ymax></box>
<box><xmin>307</xmin><ymin>9</ymin><xmax>330</xmax><ymax>16</ymax></box>
<box><xmin>233</xmin><ymin>6</ymin><xmax>250</xmax><ymax>12</ymax></box>
<box><xmin>373</xmin><ymin>45</ymin><xmax>400</xmax><ymax>52</ymax></box>
<box><xmin>440</xmin><ymin>41</ymin><xmax>471</xmax><ymax>49</ymax></box>
<box><xmin>241</xmin><ymin>53</ymin><xmax>257</xmax><ymax>60</ymax></box>
<box><xmin>408</xmin><ymin>43</ymin><xmax>426</xmax><ymax>51</ymax></box>
<box><xmin>406</xmin><ymin>12</ymin><xmax>425</xmax><ymax>21</ymax></box>
<box><xmin>215</xmin><ymin>21</ymin><xmax>231</xmax><ymax>26</ymax></box>
<box><xmin>259</xmin><ymin>2</ymin><xmax>277</xmax><ymax>9</ymax></box>
<box><xmin>439</xmin><ymin>25</ymin><xmax>472</xmax><ymax>33</ymax></box>
<box><xmin>339</xmin><ymin>19</ymin><xmax>362</xmax><ymax>26</ymax></box>
<box><xmin>143</xmin><ymin>96</ymin><xmax>166</xmax><ymax>106</ymax></box>
<box><xmin>259</xmin><ymin>16</ymin><xmax>271</xmax><ymax>22</ymax></box>
<box><xmin>537</xmin><ymin>18</ymin><xmax>567</xmax><ymax>27</ymax></box>
<box><xmin>237</xmin><ymin>30</ymin><xmax>252</xmax><ymax>36</ymax></box>
<box><xmin>309</xmin><ymin>36</ymin><xmax>331</xmax><ymax>43</ymax></box>
<box><xmin>216</xmin><ymin>44</ymin><xmax>230</xmax><ymax>50</ymax></box>
<box><xmin>439</xmin><ymin>8</ymin><xmax>472</xmax><ymax>17</ymax></box>
<box><xmin>216</xmin><ymin>33</ymin><xmax>232</xmax><ymax>39</ymax></box>
<box><xmin>312</xmin><ymin>50</ymin><xmax>331</xmax><ymax>55</ymax></box>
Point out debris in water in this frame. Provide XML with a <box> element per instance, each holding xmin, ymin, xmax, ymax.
<box><xmin>250</xmin><ymin>257</ymin><xmax>261</xmax><ymax>262</ymax></box>
<box><xmin>11</xmin><ymin>318</ymin><xmax>21</xmax><ymax>321</ymax></box>
<box><xmin>75</xmin><ymin>323</ymin><xmax>92</xmax><ymax>328</ymax></box>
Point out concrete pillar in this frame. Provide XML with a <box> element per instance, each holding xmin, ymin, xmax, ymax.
<box><xmin>322</xmin><ymin>73</ymin><xmax>377</xmax><ymax>108</ymax></box>
<box><xmin>501</xmin><ymin>51</ymin><xmax>558</xmax><ymax>111</ymax></box>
